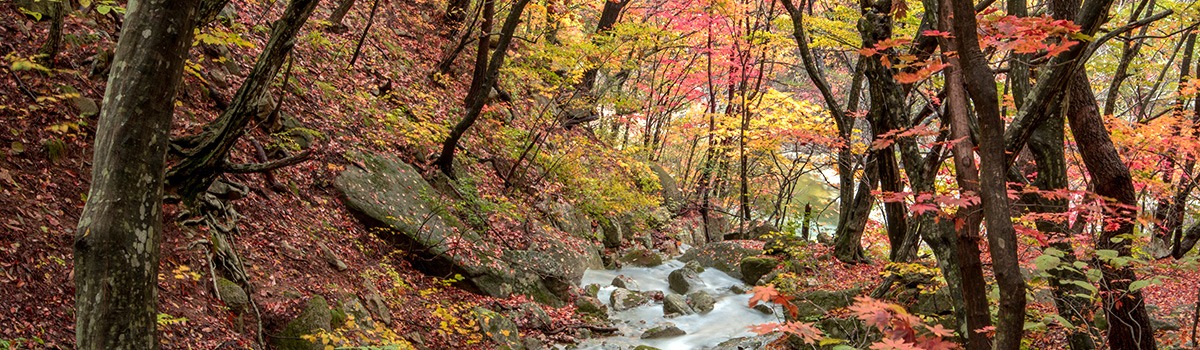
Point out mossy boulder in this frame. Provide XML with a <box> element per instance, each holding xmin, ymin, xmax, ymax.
<box><xmin>620</xmin><ymin>248</ymin><xmax>664</xmax><ymax>267</ymax></box>
<box><xmin>575</xmin><ymin>296</ymin><xmax>608</xmax><ymax>318</ymax></box>
<box><xmin>273</xmin><ymin>296</ymin><xmax>333</xmax><ymax>350</ymax></box>
<box><xmin>740</xmin><ymin>257</ymin><xmax>778</xmax><ymax>285</ymax></box>
<box><xmin>474</xmin><ymin>307</ymin><xmax>524</xmax><ymax>350</ymax></box>
<box><xmin>794</xmin><ymin>289</ymin><xmax>861</xmax><ymax>319</ymax></box>
<box><xmin>679</xmin><ymin>241</ymin><xmax>759</xmax><ymax>279</ymax></box>
<box><xmin>216</xmin><ymin>277</ymin><xmax>249</xmax><ymax>313</ymax></box>
<box><xmin>505</xmin><ymin>302</ymin><xmax>553</xmax><ymax>330</ymax></box>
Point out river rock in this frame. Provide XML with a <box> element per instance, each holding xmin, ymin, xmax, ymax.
<box><xmin>684</xmin><ymin>260</ymin><xmax>704</xmax><ymax>273</ymax></box>
<box><xmin>753</xmin><ymin>303</ymin><xmax>773</xmax><ymax>315</ymax></box>
<box><xmin>575</xmin><ymin>295</ymin><xmax>607</xmax><ymax>318</ymax></box>
<box><xmin>641</xmin><ymin>323</ymin><xmax>686</xmax><ymax>339</ymax></box>
<box><xmin>730</xmin><ymin>285</ymin><xmax>748</xmax><ymax>294</ymax></box>
<box><xmin>612</xmin><ymin>275</ymin><xmax>634</xmax><ymax>289</ymax></box>
<box><xmin>687</xmin><ymin>290</ymin><xmax>716</xmax><ymax>313</ymax></box>
<box><xmin>663</xmin><ymin>294</ymin><xmax>695</xmax><ymax>317</ymax></box>
<box><xmin>668</xmin><ymin>267</ymin><xmax>705</xmax><ymax>294</ymax></box>
<box><xmin>739</xmin><ymin>256</ymin><xmax>777</xmax><ymax>285</ymax></box>
<box><xmin>584</xmin><ymin>283</ymin><xmax>601</xmax><ymax>297</ymax></box>
<box><xmin>610</xmin><ymin>288</ymin><xmax>650</xmax><ymax>311</ymax></box>
<box><xmin>712</xmin><ymin>333</ymin><xmax>783</xmax><ymax>350</ymax></box>
<box><xmin>619</xmin><ymin>248</ymin><xmax>663</xmax><ymax>267</ymax></box>
<box><xmin>679</xmin><ymin>241</ymin><xmax>758</xmax><ymax>279</ymax></box>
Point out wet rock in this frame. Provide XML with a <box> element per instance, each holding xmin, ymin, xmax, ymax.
<box><xmin>687</xmin><ymin>290</ymin><xmax>716</xmax><ymax>314</ymax></box>
<box><xmin>610</xmin><ymin>288</ymin><xmax>650</xmax><ymax>311</ymax></box>
<box><xmin>641</xmin><ymin>323</ymin><xmax>686</xmax><ymax>339</ymax></box>
<box><xmin>712</xmin><ymin>333</ymin><xmax>783</xmax><ymax>350</ymax></box>
<box><xmin>730</xmin><ymin>285</ymin><xmax>749</xmax><ymax>294</ymax></box>
<box><xmin>619</xmin><ymin>248</ymin><xmax>663</xmax><ymax>267</ymax></box>
<box><xmin>753</xmin><ymin>303</ymin><xmax>773</xmax><ymax>315</ymax></box>
<box><xmin>739</xmin><ymin>256</ymin><xmax>777</xmax><ymax>285</ymax></box>
<box><xmin>575</xmin><ymin>295</ymin><xmax>608</xmax><ymax>317</ymax></box>
<box><xmin>611</xmin><ymin>275</ymin><xmax>633</xmax><ymax>289</ymax></box>
<box><xmin>633</xmin><ymin>346</ymin><xmax>662</xmax><ymax>350</ymax></box>
<box><xmin>663</xmin><ymin>294</ymin><xmax>695</xmax><ymax>317</ymax></box>
<box><xmin>684</xmin><ymin>260</ymin><xmax>704</xmax><ymax>273</ymax></box>
<box><xmin>668</xmin><ymin>267</ymin><xmax>705</xmax><ymax>294</ymax></box>
<box><xmin>584</xmin><ymin>284</ymin><xmax>601</xmax><ymax>297</ymax></box>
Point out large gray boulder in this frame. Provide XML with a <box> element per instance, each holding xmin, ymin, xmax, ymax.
<box><xmin>668</xmin><ymin>268</ymin><xmax>705</xmax><ymax>294</ymax></box>
<box><xmin>739</xmin><ymin>257</ymin><xmax>777</xmax><ymax>285</ymax></box>
<box><xmin>335</xmin><ymin>152</ymin><xmax>588</xmax><ymax>306</ymax></box>
<box><xmin>679</xmin><ymin>241</ymin><xmax>760</xmax><ymax>279</ymax></box>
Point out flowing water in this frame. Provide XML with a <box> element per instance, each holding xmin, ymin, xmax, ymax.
<box><xmin>572</xmin><ymin>259</ymin><xmax>778</xmax><ymax>349</ymax></box>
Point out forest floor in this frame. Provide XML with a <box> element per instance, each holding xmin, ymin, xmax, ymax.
<box><xmin>0</xmin><ymin>0</ymin><xmax>1197</xmax><ymax>349</ymax></box>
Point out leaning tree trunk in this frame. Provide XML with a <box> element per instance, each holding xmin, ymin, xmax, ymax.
<box><xmin>435</xmin><ymin>0</ymin><xmax>533</xmax><ymax>178</ymax></box>
<box><xmin>948</xmin><ymin>0</ymin><xmax>1028</xmax><ymax>347</ymax></box>
<box><xmin>327</xmin><ymin>0</ymin><xmax>356</xmax><ymax>30</ymax></box>
<box><xmin>167</xmin><ymin>0</ymin><xmax>320</xmax><ymax>200</ymax></box>
<box><xmin>74</xmin><ymin>1</ymin><xmax>200</xmax><ymax>349</ymax></box>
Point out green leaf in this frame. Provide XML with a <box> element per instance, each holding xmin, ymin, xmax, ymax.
<box><xmin>1128</xmin><ymin>277</ymin><xmax>1161</xmax><ymax>292</ymax></box>
<box><xmin>1033</xmin><ymin>254</ymin><xmax>1061</xmax><ymax>271</ymax></box>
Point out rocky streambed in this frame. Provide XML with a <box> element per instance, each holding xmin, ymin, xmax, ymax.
<box><xmin>571</xmin><ymin>256</ymin><xmax>778</xmax><ymax>350</ymax></box>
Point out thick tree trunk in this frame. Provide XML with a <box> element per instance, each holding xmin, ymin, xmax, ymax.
<box><xmin>75</xmin><ymin>1</ymin><xmax>200</xmax><ymax>349</ymax></box>
<box><xmin>939</xmin><ymin>17</ymin><xmax>992</xmax><ymax>346</ymax></box>
<box><xmin>435</xmin><ymin>0</ymin><xmax>532</xmax><ymax>178</ymax></box>
<box><xmin>166</xmin><ymin>0</ymin><xmax>320</xmax><ymax>200</ymax></box>
<box><xmin>948</xmin><ymin>0</ymin><xmax>1028</xmax><ymax>347</ymax></box>
<box><xmin>1064</xmin><ymin>71</ymin><xmax>1159</xmax><ymax>350</ymax></box>
<box><xmin>834</xmin><ymin>155</ymin><xmax>875</xmax><ymax>263</ymax></box>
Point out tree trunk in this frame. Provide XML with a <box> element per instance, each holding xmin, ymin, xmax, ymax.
<box><xmin>1064</xmin><ymin>71</ymin><xmax>1159</xmax><ymax>350</ymax></box>
<box><xmin>36</xmin><ymin>0</ymin><xmax>66</xmax><ymax>67</ymax></box>
<box><xmin>327</xmin><ymin>0</ymin><xmax>356</xmax><ymax>30</ymax></box>
<box><xmin>435</xmin><ymin>0</ymin><xmax>532</xmax><ymax>178</ymax></box>
<box><xmin>948</xmin><ymin>0</ymin><xmax>1028</xmax><ymax>347</ymax></box>
<box><xmin>75</xmin><ymin>1</ymin><xmax>200</xmax><ymax>349</ymax></box>
<box><xmin>166</xmin><ymin>0</ymin><xmax>320</xmax><ymax>200</ymax></box>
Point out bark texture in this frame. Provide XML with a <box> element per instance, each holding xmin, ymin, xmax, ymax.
<box><xmin>74</xmin><ymin>1</ymin><xmax>199</xmax><ymax>349</ymax></box>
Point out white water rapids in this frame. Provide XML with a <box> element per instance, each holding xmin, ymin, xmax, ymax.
<box><xmin>571</xmin><ymin>259</ymin><xmax>778</xmax><ymax>350</ymax></box>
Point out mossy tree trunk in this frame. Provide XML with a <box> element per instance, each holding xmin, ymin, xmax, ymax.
<box><xmin>74</xmin><ymin>0</ymin><xmax>200</xmax><ymax>348</ymax></box>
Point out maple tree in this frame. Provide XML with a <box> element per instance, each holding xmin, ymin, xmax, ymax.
<box><xmin>3</xmin><ymin>0</ymin><xmax>1200</xmax><ymax>348</ymax></box>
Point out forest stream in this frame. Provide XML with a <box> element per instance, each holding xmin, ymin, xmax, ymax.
<box><xmin>572</xmin><ymin>254</ymin><xmax>776</xmax><ymax>350</ymax></box>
